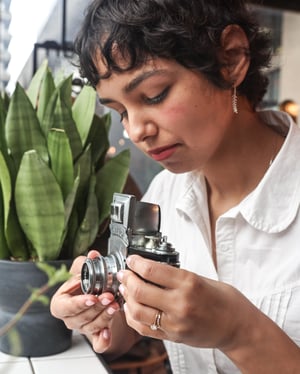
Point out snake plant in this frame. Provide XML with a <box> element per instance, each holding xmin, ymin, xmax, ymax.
<box><xmin>0</xmin><ymin>61</ymin><xmax>130</xmax><ymax>261</ymax></box>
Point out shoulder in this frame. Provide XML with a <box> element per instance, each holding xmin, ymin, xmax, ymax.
<box><xmin>142</xmin><ymin>169</ymin><xmax>203</xmax><ymax>212</ymax></box>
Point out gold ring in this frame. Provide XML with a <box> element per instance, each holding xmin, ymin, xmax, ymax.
<box><xmin>150</xmin><ymin>310</ymin><xmax>162</xmax><ymax>331</ymax></box>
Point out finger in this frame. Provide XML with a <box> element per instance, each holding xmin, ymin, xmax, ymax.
<box><xmin>56</xmin><ymin>293</ymin><xmax>119</xmax><ymax>332</ymax></box>
<box><xmin>56</xmin><ymin>273</ymin><xmax>82</xmax><ymax>295</ymax></box>
<box><xmin>87</xmin><ymin>249</ymin><xmax>101</xmax><ymax>259</ymax></box>
<box><xmin>123</xmin><ymin>302</ymin><xmax>166</xmax><ymax>339</ymax></box>
<box><xmin>51</xmin><ymin>287</ymin><xmax>116</xmax><ymax>319</ymax></box>
<box><xmin>69</xmin><ymin>256</ymin><xmax>86</xmax><ymax>274</ymax></box>
<box><xmin>79</xmin><ymin>297</ymin><xmax>120</xmax><ymax>334</ymax></box>
<box><xmin>118</xmin><ymin>270</ymin><xmax>171</xmax><ymax>312</ymax></box>
<box><xmin>118</xmin><ymin>273</ymin><xmax>171</xmax><ymax>331</ymax></box>
<box><xmin>125</xmin><ymin>255</ymin><xmax>180</xmax><ymax>289</ymax></box>
<box><xmin>90</xmin><ymin>328</ymin><xmax>112</xmax><ymax>353</ymax></box>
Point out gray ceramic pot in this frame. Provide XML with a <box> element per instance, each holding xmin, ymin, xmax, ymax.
<box><xmin>0</xmin><ymin>259</ymin><xmax>72</xmax><ymax>357</ymax></box>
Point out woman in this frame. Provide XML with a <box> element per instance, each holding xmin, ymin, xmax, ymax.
<box><xmin>50</xmin><ymin>0</ymin><xmax>300</xmax><ymax>372</ymax></box>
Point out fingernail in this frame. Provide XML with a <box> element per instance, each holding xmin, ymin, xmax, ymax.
<box><xmin>126</xmin><ymin>256</ymin><xmax>132</xmax><ymax>266</ymax></box>
<box><xmin>107</xmin><ymin>307</ymin><xmax>116</xmax><ymax>315</ymax></box>
<box><xmin>119</xmin><ymin>284</ymin><xmax>125</xmax><ymax>295</ymax></box>
<box><xmin>101</xmin><ymin>298</ymin><xmax>111</xmax><ymax>306</ymax></box>
<box><xmin>85</xmin><ymin>300</ymin><xmax>95</xmax><ymax>306</ymax></box>
<box><xmin>117</xmin><ymin>271</ymin><xmax>124</xmax><ymax>281</ymax></box>
<box><xmin>102</xmin><ymin>328</ymin><xmax>110</xmax><ymax>340</ymax></box>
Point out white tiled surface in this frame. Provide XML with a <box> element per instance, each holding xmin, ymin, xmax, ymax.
<box><xmin>0</xmin><ymin>352</ymin><xmax>33</xmax><ymax>373</ymax></box>
<box><xmin>0</xmin><ymin>361</ymin><xmax>33</xmax><ymax>374</ymax></box>
<box><xmin>0</xmin><ymin>332</ymin><xmax>111</xmax><ymax>374</ymax></box>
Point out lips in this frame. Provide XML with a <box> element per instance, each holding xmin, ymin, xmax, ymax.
<box><xmin>148</xmin><ymin>144</ymin><xmax>178</xmax><ymax>162</ymax></box>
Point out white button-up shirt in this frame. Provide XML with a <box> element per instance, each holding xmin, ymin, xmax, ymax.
<box><xmin>143</xmin><ymin>110</ymin><xmax>300</xmax><ymax>373</ymax></box>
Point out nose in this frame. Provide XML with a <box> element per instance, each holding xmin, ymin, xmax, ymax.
<box><xmin>125</xmin><ymin>110</ymin><xmax>157</xmax><ymax>144</ymax></box>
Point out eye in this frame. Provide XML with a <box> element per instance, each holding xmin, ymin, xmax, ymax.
<box><xmin>120</xmin><ymin>110</ymin><xmax>128</xmax><ymax>123</ymax></box>
<box><xmin>145</xmin><ymin>87</ymin><xmax>169</xmax><ymax>105</ymax></box>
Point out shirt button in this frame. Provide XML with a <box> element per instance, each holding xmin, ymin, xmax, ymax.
<box><xmin>219</xmin><ymin>245</ymin><xmax>230</xmax><ymax>252</ymax></box>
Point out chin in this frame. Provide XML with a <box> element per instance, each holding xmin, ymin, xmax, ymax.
<box><xmin>162</xmin><ymin>162</ymin><xmax>194</xmax><ymax>174</ymax></box>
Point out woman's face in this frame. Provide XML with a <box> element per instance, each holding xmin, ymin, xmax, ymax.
<box><xmin>95</xmin><ymin>57</ymin><xmax>233</xmax><ymax>173</ymax></box>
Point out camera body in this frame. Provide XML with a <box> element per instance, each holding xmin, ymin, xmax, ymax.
<box><xmin>81</xmin><ymin>193</ymin><xmax>180</xmax><ymax>299</ymax></box>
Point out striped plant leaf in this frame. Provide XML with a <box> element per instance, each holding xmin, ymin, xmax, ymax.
<box><xmin>15</xmin><ymin>150</ymin><xmax>65</xmax><ymax>261</ymax></box>
<box><xmin>0</xmin><ymin>60</ymin><xmax>131</xmax><ymax>261</ymax></box>
<box><xmin>96</xmin><ymin>149</ymin><xmax>130</xmax><ymax>227</ymax></box>
<box><xmin>43</xmin><ymin>87</ymin><xmax>82</xmax><ymax>160</ymax></box>
<box><xmin>47</xmin><ymin>128</ymin><xmax>74</xmax><ymax>200</ymax></box>
<box><xmin>72</xmin><ymin>175</ymin><xmax>99</xmax><ymax>258</ymax></box>
<box><xmin>37</xmin><ymin>68</ymin><xmax>56</xmax><ymax>124</ymax></box>
<box><xmin>5</xmin><ymin>83</ymin><xmax>49</xmax><ymax>168</ymax></box>
<box><xmin>86</xmin><ymin>113</ymin><xmax>111</xmax><ymax>169</ymax></box>
<box><xmin>26</xmin><ymin>59</ymin><xmax>48</xmax><ymax>108</ymax></box>
<box><xmin>72</xmin><ymin>85</ymin><xmax>96</xmax><ymax>146</ymax></box>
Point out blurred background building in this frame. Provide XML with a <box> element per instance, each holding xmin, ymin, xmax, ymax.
<box><xmin>0</xmin><ymin>0</ymin><xmax>11</xmax><ymax>91</ymax></box>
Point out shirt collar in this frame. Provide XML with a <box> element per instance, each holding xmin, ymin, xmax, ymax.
<box><xmin>239</xmin><ymin>110</ymin><xmax>300</xmax><ymax>233</ymax></box>
<box><xmin>176</xmin><ymin>110</ymin><xmax>300</xmax><ymax>234</ymax></box>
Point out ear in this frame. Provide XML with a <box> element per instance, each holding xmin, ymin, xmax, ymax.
<box><xmin>219</xmin><ymin>24</ymin><xmax>250</xmax><ymax>87</ymax></box>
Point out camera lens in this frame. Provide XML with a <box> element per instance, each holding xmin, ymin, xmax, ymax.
<box><xmin>81</xmin><ymin>257</ymin><xmax>105</xmax><ymax>295</ymax></box>
<box><xmin>81</xmin><ymin>254</ymin><xmax>125</xmax><ymax>296</ymax></box>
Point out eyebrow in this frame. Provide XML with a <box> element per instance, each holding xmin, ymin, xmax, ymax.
<box><xmin>98</xmin><ymin>69</ymin><xmax>166</xmax><ymax>105</ymax></box>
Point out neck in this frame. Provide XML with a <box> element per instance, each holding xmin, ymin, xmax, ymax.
<box><xmin>204</xmin><ymin>112</ymin><xmax>284</xmax><ymax>214</ymax></box>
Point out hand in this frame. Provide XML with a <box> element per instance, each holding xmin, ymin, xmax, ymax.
<box><xmin>116</xmin><ymin>255</ymin><xmax>256</xmax><ymax>349</ymax></box>
<box><xmin>117</xmin><ymin>256</ymin><xmax>300</xmax><ymax>373</ymax></box>
<box><xmin>50</xmin><ymin>250</ymin><xmax>120</xmax><ymax>353</ymax></box>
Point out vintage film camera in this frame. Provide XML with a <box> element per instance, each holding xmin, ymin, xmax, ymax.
<box><xmin>81</xmin><ymin>193</ymin><xmax>180</xmax><ymax>298</ymax></box>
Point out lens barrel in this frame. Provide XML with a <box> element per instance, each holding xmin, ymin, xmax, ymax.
<box><xmin>81</xmin><ymin>254</ymin><xmax>124</xmax><ymax>296</ymax></box>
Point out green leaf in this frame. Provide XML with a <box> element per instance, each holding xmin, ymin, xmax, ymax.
<box><xmin>31</xmin><ymin>294</ymin><xmax>50</xmax><ymax>306</ymax></box>
<box><xmin>36</xmin><ymin>262</ymin><xmax>71</xmax><ymax>286</ymax></box>
<box><xmin>56</xmin><ymin>74</ymin><xmax>73</xmax><ymax>109</ymax></box>
<box><xmin>64</xmin><ymin>175</ymin><xmax>80</xmax><ymax>228</ymax></box>
<box><xmin>86</xmin><ymin>113</ymin><xmax>111</xmax><ymax>169</ymax></box>
<box><xmin>36</xmin><ymin>262</ymin><xmax>57</xmax><ymax>279</ymax></box>
<box><xmin>61</xmin><ymin>208</ymin><xmax>79</xmax><ymax>259</ymax></box>
<box><xmin>5</xmin><ymin>83</ymin><xmax>49</xmax><ymax>168</ymax></box>
<box><xmin>40</xmin><ymin>88</ymin><xmax>59</xmax><ymax>135</ymax></box>
<box><xmin>0</xmin><ymin>185</ymin><xmax>10</xmax><ymax>259</ymax></box>
<box><xmin>43</xmin><ymin>87</ymin><xmax>83</xmax><ymax>160</ymax></box>
<box><xmin>48</xmin><ymin>263</ymin><xmax>71</xmax><ymax>285</ymax></box>
<box><xmin>0</xmin><ymin>91</ymin><xmax>10</xmax><ymax>113</ymax></box>
<box><xmin>0</xmin><ymin>151</ymin><xmax>28</xmax><ymax>259</ymax></box>
<box><xmin>74</xmin><ymin>145</ymin><xmax>92</xmax><ymax>205</ymax></box>
<box><xmin>26</xmin><ymin>59</ymin><xmax>48</xmax><ymax>108</ymax></box>
<box><xmin>37</xmin><ymin>68</ymin><xmax>56</xmax><ymax>123</ymax></box>
<box><xmin>5</xmin><ymin>203</ymin><xmax>29</xmax><ymax>260</ymax></box>
<box><xmin>0</xmin><ymin>151</ymin><xmax>11</xmax><ymax>230</ymax></box>
<box><xmin>58</xmin><ymin>175</ymin><xmax>80</xmax><ymax>259</ymax></box>
<box><xmin>96</xmin><ymin>149</ymin><xmax>130</xmax><ymax>226</ymax></box>
<box><xmin>7</xmin><ymin>329</ymin><xmax>22</xmax><ymax>356</ymax></box>
<box><xmin>15</xmin><ymin>150</ymin><xmax>65</xmax><ymax>261</ymax></box>
<box><xmin>56</xmin><ymin>94</ymin><xmax>82</xmax><ymax>160</ymax></box>
<box><xmin>73</xmin><ymin>175</ymin><xmax>99</xmax><ymax>257</ymax></box>
<box><xmin>0</xmin><ymin>94</ymin><xmax>12</xmax><ymax>167</ymax></box>
<box><xmin>47</xmin><ymin>128</ymin><xmax>74</xmax><ymax>200</ymax></box>
<box><xmin>0</xmin><ymin>93</ymin><xmax>7</xmax><ymax>135</ymax></box>
<box><xmin>72</xmin><ymin>85</ymin><xmax>96</xmax><ymax>146</ymax></box>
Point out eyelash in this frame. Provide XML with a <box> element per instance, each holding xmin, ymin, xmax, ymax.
<box><xmin>145</xmin><ymin>87</ymin><xmax>169</xmax><ymax>105</ymax></box>
<box><xmin>120</xmin><ymin>111</ymin><xmax>127</xmax><ymax>122</ymax></box>
<box><xmin>119</xmin><ymin>87</ymin><xmax>170</xmax><ymax>123</ymax></box>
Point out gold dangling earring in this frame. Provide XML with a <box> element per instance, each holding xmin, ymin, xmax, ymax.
<box><xmin>232</xmin><ymin>86</ymin><xmax>238</xmax><ymax>114</ymax></box>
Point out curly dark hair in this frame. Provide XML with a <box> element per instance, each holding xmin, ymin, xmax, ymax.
<box><xmin>74</xmin><ymin>0</ymin><xmax>272</xmax><ymax>108</ymax></box>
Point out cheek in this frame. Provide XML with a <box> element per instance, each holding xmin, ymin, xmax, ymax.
<box><xmin>160</xmin><ymin>103</ymin><xmax>193</xmax><ymax>130</ymax></box>
<box><xmin>160</xmin><ymin>100</ymin><xmax>210</xmax><ymax>141</ymax></box>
